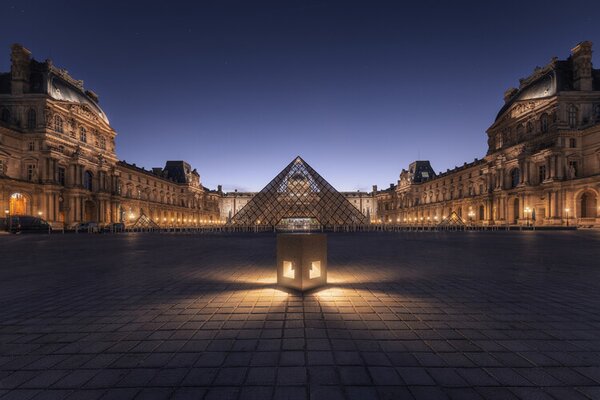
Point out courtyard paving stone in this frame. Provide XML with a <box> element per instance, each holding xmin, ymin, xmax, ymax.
<box><xmin>1</xmin><ymin>231</ymin><xmax>600</xmax><ymax>399</ymax></box>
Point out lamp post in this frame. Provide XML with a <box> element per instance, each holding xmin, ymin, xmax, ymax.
<box><xmin>467</xmin><ymin>210</ymin><xmax>475</xmax><ymax>227</ymax></box>
<box><xmin>4</xmin><ymin>209</ymin><xmax>9</xmax><ymax>232</ymax></box>
<box><xmin>524</xmin><ymin>207</ymin><xmax>531</xmax><ymax>227</ymax></box>
<box><xmin>564</xmin><ymin>208</ymin><xmax>570</xmax><ymax>226</ymax></box>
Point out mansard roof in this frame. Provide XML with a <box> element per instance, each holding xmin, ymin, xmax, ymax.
<box><xmin>495</xmin><ymin>60</ymin><xmax>572</xmax><ymax>122</ymax></box>
<box><xmin>495</xmin><ymin>42</ymin><xmax>599</xmax><ymax>122</ymax></box>
<box><xmin>0</xmin><ymin>44</ymin><xmax>109</xmax><ymax>125</ymax></box>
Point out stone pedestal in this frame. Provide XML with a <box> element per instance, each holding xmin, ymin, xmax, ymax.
<box><xmin>277</xmin><ymin>233</ymin><xmax>327</xmax><ymax>291</ymax></box>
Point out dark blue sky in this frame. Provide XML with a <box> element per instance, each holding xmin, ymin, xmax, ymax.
<box><xmin>1</xmin><ymin>1</ymin><xmax>599</xmax><ymax>191</ymax></box>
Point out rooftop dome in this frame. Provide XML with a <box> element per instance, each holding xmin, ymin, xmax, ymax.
<box><xmin>49</xmin><ymin>76</ymin><xmax>109</xmax><ymax>124</ymax></box>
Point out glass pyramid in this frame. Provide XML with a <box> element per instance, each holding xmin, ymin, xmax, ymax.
<box><xmin>230</xmin><ymin>156</ymin><xmax>368</xmax><ymax>227</ymax></box>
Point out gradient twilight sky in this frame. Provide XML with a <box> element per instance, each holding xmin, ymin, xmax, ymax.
<box><xmin>1</xmin><ymin>1</ymin><xmax>599</xmax><ymax>191</ymax></box>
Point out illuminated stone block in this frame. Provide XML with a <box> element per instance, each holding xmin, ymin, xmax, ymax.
<box><xmin>277</xmin><ymin>233</ymin><xmax>327</xmax><ymax>291</ymax></box>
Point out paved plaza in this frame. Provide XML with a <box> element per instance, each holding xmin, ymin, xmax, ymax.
<box><xmin>1</xmin><ymin>231</ymin><xmax>600</xmax><ymax>400</ymax></box>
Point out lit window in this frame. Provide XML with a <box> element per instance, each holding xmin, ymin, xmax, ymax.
<box><xmin>283</xmin><ymin>261</ymin><xmax>295</xmax><ymax>279</ymax></box>
<box><xmin>310</xmin><ymin>261</ymin><xmax>321</xmax><ymax>279</ymax></box>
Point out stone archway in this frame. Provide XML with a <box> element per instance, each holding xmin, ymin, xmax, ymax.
<box><xmin>578</xmin><ymin>191</ymin><xmax>598</xmax><ymax>218</ymax></box>
<box><xmin>9</xmin><ymin>192</ymin><xmax>30</xmax><ymax>215</ymax></box>
<box><xmin>84</xmin><ymin>200</ymin><xmax>97</xmax><ymax>222</ymax></box>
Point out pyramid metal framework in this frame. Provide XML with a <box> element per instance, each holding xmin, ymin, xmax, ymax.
<box><xmin>230</xmin><ymin>157</ymin><xmax>368</xmax><ymax>227</ymax></box>
<box><xmin>437</xmin><ymin>211</ymin><xmax>466</xmax><ymax>227</ymax></box>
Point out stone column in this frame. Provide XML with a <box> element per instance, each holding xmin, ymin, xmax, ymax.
<box><xmin>556</xmin><ymin>156</ymin><xmax>564</xmax><ymax>180</ymax></box>
<box><xmin>550</xmin><ymin>156</ymin><xmax>556</xmax><ymax>179</ymax></box>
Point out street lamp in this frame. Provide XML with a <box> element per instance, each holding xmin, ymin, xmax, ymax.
<box><xmin>564</xmin><ymin>208</ymin><xmax>570</xmax><ymax>226</ymax></box>
<box><xmin>467</xmin><ymin>210</ymin><xmax>475</xmax><ymax>226</ymax></box>
<box><xmin>524</xmin><ymin>207</ymin><xmax>531</xmax><ymax>227</ymax></box>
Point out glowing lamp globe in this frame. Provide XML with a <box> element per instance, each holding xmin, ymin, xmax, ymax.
<box><xmin>277</xmin><ymin>233</ymin><xmax>327</xmax><ymax>291</ymax></box>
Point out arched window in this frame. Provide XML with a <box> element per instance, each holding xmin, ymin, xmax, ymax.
<box><xmin>526</xmin><ymin>121</ymin><xmax>533</xmax><ymax>133</ymax></box>
<box><xmin>510</xmin><ymin>168</ymin><xmax>520</xmax><ymax>188</ymax></box>
<box><xmin>83</xmin><ymin>171</ymin><xmax>93</xmax><ymax>191</ymax></box>
<box><xmin>27</xmin><ymin>109</ymin><xmax>36</xmax><ymax>129</ymax></box>
<box><xmin>80</xmin><ymin>127</ymin><xmax>87</xmax><ymax>143</ymax></box>
<box><xmin>540</xmin><ymin>113</ymin><xmax>548</xmax><ymax>133</ymax></box>
<box><xmin>54</xmin><ymin>115</ymin><xmax>63</xmax><ymax>133</ymax></box>
<box><xmin>568</xmin><ymin>105</ymin><xmax>578</xmax><ymax>128</ymax></box>
<box><xmin>1</xmin><ymin>108</ymin><xmax>10</xmax><ymax>123</ymax></box>
<box><xmin>516</xmin><ymin>124</ymin><xmax>524</xmax><ymax>137</ymax></box>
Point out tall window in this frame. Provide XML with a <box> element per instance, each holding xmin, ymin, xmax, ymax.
<box><xmin>569</xmin><ymin>138</ymin><xmax>577</xmax><ymax>148</ymax></box>
<box><xmin>54</xmin><ymin>115</ymin><xmax>63</xmax><ymax>133</ymax></box>
<box><xmin>540</xmin><ymin>113</ymin><xmax>548</xmax><ymax>133</ymax></box>
<box><xmin>495</xmin><ymin>133</ymin><xmax>503</xmax><ymax>149</ymax></box>
<box><xmin>526</xmin><ymin>121</ymin><xmax>533</xmax><ymax>133</ymax></box>
<box><xmin>98</xmin><ymin>135</ymin><xmax>106</xmax><ymax>150</ymax></box>
<box><xmin>510</xmin><ymin>168</ymin><xmax>520</xmax><ymax>188</ymax></box>
<box><xmin>58</xmin><ymin>167</ymin><xmax>66</xmax><ymax>186</ymax></box>
<box><xmin>84</xmin><ymin>171</ymin><xmax>93</xmax><ymax>191</ymax></box>
<box><xmin>27</xmin><ymin>164</ymin><xmax>36</xmax><ymax>181</ymax></box>
<box><xmin>28</xmin><ymin>141</ymin><xmax>35</xmax><ymax>151</ymax></box>
<box><xmin>27</xmin><ymin>109</ymin><xmax>36</xmax><ymax>129</ymax></box>
<box><xmin>568</xmin><ymin>105</ymin><xmax>578</xmax><ymax>128</ymax></box>
<box><xmin>538</xmin><ymin>165</ymin><xmax>546</xmax><ymax>183</ymax></box>
<box><xmin>80</xmin><ymin>127</ymin><xmax>87</xmax><ymax>143</ymax></box>
<box><xmin>1</xmin><ymin>108</ymin><xmax>10</xmax><ymax>123</ymax></box>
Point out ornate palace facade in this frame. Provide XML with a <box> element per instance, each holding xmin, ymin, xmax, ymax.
<box><xmin>376</xmin><ymin>42</ymin><xmax>600</xmax><ymax>227</ymax></box>
<box><xmin>1</xmin><ymin>42</ymin><xmax>599</xmax><ymax>228</ymax></box>
<box><xmin>0</xmin><ymin>44</ymin><xmax>220</xmax><ymax>228</ymax></box>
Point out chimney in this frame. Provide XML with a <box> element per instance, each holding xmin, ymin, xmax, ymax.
<box><xmin>217</xmin><ymin>185</ymin><xmax>222</xmax><ymax>193</ymax></box>
<box><xmin>372</xmin><ymin>185</ymin><xmax>377</xmax><ymax>193</ymax></box>
<box><xmin>11</xmin><ymin>44</ymin><xmax>31</xmax><ymax>95</ymax></box>
<box><xmin>571</xmin><ymin>41</ymin><xmax>593</xmax><ymax>91</ymax></box>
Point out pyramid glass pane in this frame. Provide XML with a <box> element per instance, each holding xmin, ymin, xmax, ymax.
<box><xmin>230</xmin><ymin>157</ymin><xmax>368</xmax><ymax>227</ymax></box>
